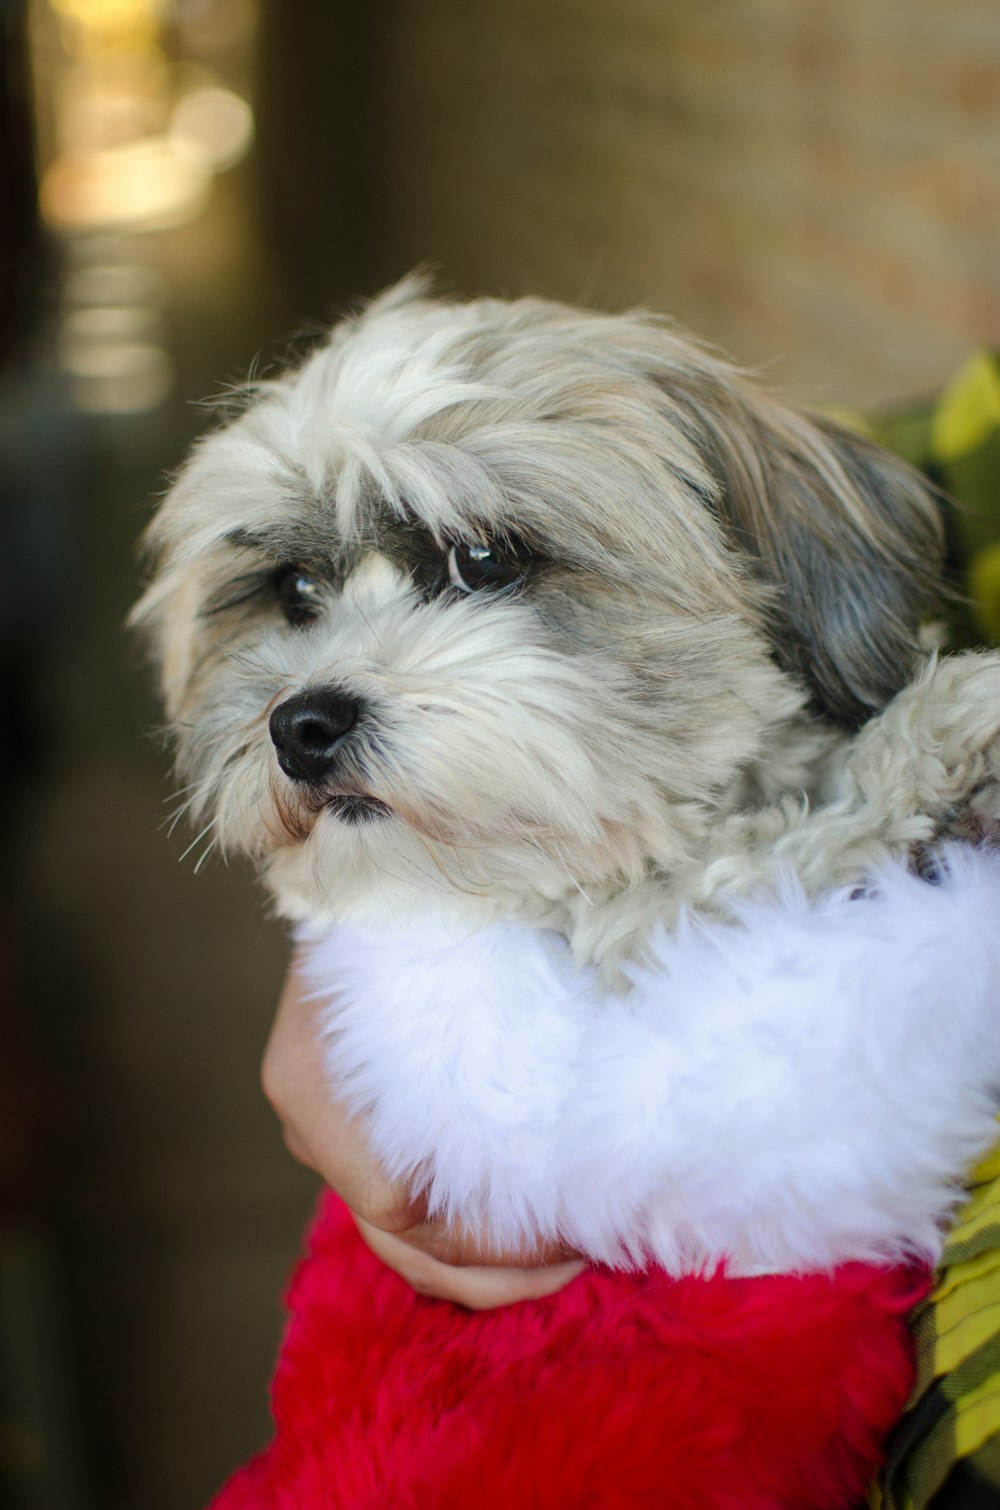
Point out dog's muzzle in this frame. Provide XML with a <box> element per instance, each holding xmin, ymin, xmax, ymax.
<box><xmin>269</xmin><ymin>688</ymin><xmax>360</xmax><ymax>785</ymax></box>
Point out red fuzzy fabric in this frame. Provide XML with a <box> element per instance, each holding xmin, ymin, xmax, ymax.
<box><xmin>211</xmin><ymin>1193</ymin><xmax>924</xmax><ymax>1510</ymax></box>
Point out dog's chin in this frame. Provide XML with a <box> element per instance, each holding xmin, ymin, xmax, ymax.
<box><xmin>324</xmin><ymin>794</ymin><xmax>393</xmax><ymax>825</ymax></box>
<box><xmin>261</xmin><ymin>786</ymin><xmax>613</xmax><ymax>937</ymax></box>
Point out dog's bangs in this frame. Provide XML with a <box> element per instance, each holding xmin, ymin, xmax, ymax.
<box><xmin>336</xmin><ymin>441</ymin><xmax>508</xmax><ymax>546</ymax></box>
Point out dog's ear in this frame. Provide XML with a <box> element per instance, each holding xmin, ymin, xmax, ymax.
<box><xmin>675</xmin><ymin>377</ymin><xmax>945</xmax><ymax>728</ymax></box>
<box><xmin>130</xmin><ymin>557</ymin><xmax>206</xmax><ymax>721</ymax></box>
<box><xmin>130</xmin><ymin>477</ymin><xmax>221</xmax><ymax>721</ymax></box>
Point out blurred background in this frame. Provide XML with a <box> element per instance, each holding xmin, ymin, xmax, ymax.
<box><xmin>1</xmin><ymin>2</ymin><xmax>999</xmax><ymax>1507</ymax></box>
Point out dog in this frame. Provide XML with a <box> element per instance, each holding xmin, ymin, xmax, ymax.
<box><xmin>134</xmin><ymin>276</ymin><xmax>999</xmax><ymax>958</ymax></box>
<box><xmin>134</xmin><ymin>276</ymin><xmax>1000</xmax><ymax>1509</ymax></box>
<box><xmin>133</xmin><ymin>276</ymin><xmax>1000</xmax><ymax>1276</ymax></box>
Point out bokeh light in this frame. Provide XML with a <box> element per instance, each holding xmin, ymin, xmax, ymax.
<box><xmin>31</xmin><ymin>0</ymin><xmax>255</xmax><ymax>412</ymax></box>
<box><xmin>169</xmin><ymin>86</ymin><xmax>253</xmax><ymax>171</ymax></box>
<box><xmin>40</xmin><ymin>137</ymin><xmax>211</xmax><ymax>233</ymax></box>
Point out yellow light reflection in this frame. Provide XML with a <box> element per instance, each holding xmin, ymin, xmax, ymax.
<box><xmin>169</xmin><ymin>87</ymin><xmax>254</xmax><ymax>171</ymax></box>
<box><xmin>62</xmin><ymin>304</ymin><xmax>160</xmax><ymax>339</ymax></box>
<box><xmin>32</xmin><ymin>0</ymin><xmax>258</xmax><ymax>415</ymax></box>
<box><xmin>58</xmin><ymin>329</ymin><xmax>173</xmax><ymax>414</ymax></box>
<box><xmin>69</xmin><ymin>368</ymin><xmax>175</xmax><ymax>415</ymax></box>
<box><xmin>41</xmin><ymin>136</ymin><xmax>210</xmax><ymax>233</ymax></box>
<box><xmin>63</xmin><ymin>261</ymin><xmax>165</xmax><ymax>305</ymax></box>
<box><xmin>48</xmin><ymin>0</ymin><xmax>166</xmax><ymax>42</ymax></box>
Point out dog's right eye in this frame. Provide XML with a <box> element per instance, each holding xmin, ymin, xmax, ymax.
<box><xmin>447</xmin><ymin>540</ymin><xmax>531</xmax><ymax>594</ymax></box>
<box><xmin>274</xmin><ymin>565</ymin><xmax>323</xmax><ymax>627</ymax></box>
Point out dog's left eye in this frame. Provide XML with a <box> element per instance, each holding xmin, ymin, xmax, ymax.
<box><xmin>447</xmin><ymin>540</ymin><xmax>530</xmax><ymax>594</ymax></box>
<box><xmin>274</xmin><ymin>565</ymin><xmax>323</xmax><ymax>627</ymax></box>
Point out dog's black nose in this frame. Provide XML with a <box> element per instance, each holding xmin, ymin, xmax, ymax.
<box><xmin>269</xmin><ymin>689</ymin><xmax>360</xmax><ymax>784</ymax></box>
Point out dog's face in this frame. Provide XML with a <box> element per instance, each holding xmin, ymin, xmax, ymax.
<box><xmin>134</xmin><ymin>278</ymin><xmax>943</xmax><ymax>928</ymax></box>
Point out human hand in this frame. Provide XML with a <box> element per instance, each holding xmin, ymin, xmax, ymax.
<box><xmin>261</xmin><ymin>953</ymin><xmax>585</xmax><ymax>1310</ymax></box>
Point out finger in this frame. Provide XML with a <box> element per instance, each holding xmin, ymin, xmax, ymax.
<box><xmin>277</xmin><ymin>1121</ymin><xmax>317</xmax><ymax>1170</ymax></box>
<box><xmin>394</xmin><ymin>1216</ymin><xmax>578</xmax><ymax>1270</ymax></box>
<box><xmin>262</xmin><ymin>957</ymin><xmax>425</xmax><ymax>1233</ymax></box>
<box><xmin>356</xmin><ymin>1218</ymin><xmax>586</xmax><ymax>1311</ymax></box>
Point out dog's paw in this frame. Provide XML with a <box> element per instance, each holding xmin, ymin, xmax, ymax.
<box><xmin>927</xmin><ymin>779</ymin><xmax>1000</xmax><ymax>849</ymax></box>
<box><xmin>847</xmin><ymin>650</ymin><xmax>1000</xmax><ymax>821</ymax></box>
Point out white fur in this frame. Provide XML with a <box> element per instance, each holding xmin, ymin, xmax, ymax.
<box><xmin>304</xmin><ymin>844</ymin><xmax>1000</xmax><ymax>1276</ymax></box>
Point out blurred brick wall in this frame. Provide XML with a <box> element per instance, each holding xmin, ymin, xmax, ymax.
<box><xmin>260</xmin><ymin>0</ymin><xmax>1000</xmax><ymax>408</ymax></box>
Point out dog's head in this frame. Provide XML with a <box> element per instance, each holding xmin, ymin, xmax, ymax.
<box><xmin>133</xmin><ymin>277</ymin><xmax>943</xmax><ymax>927</ymax></box>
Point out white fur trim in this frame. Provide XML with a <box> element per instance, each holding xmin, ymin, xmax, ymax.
<box><xmin>302</xmin><ymin>846</ymin><xmax>1000</xmax><ymax>1276</ymax></box>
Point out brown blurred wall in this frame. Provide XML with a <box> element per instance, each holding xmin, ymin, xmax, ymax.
<box><xmin>257</xmin><ymin>0</ymin><xmax>1000</xmax><ymax>408</ymax></box>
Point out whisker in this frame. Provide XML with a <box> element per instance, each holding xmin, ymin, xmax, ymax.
<box><xmin>164</xmin><ymin>780</ymin><xmax>202</xmax><ymax>802</ymax></box>
<box><xmin>193</xmin><ymin>837</ymin><xmax>219</xmax><ymax>874</ymax></box>
<box><xmin>352</xmin><ymin>601</ymin><xmax>386</xmax><ymax>652</ymax></box>
<box><xmin>179</xmin><ymin>818</ymin><xmax>217</xmax><ymax>864</ymax></box>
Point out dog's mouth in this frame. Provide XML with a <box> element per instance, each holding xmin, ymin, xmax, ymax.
<box><xmin>325</xmin><ymin>794</ymin><xmax>393</xmax><ymax>825</ymax></box>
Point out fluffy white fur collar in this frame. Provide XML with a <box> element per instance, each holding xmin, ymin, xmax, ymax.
<box><xmin>300</xmin><ymin>846</ymin><xmax>1000</xmax><ymax>1277</ymax></box>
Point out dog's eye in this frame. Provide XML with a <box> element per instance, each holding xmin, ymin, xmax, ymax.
<box><xmin>274</xmin><ymin>565</ymin><xmax>323</xmax><ymax>627</ymax></box>
<box><xmin>447</xmin><ymin>541</ymin><xmax>529</xmax><ymax>594</ymax></box>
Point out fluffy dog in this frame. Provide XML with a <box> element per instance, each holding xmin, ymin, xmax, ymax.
<box><xmin>137</xmin><ymin>280</ymin><xmax>1000</xmax><ymax>1508</ymax></box>
<box><xmin>134</xmin><ymin>277</ymin><xmax>1000</xmax><ymax>1278</ymax></box>
<box><xmin>135</xmin><ymin>277</ymin><xmax>997</xmax><ymax>954</ymax></box>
